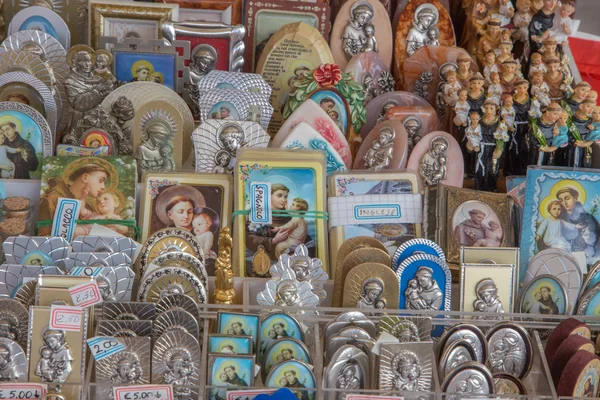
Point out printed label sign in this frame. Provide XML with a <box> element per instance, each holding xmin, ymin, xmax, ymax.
<box><xmin>51</xmin><ymin>198</ymin><xmax>81</xmax><ymax>242</ymax></box>
<box><xmin>250</xmin><ymin>182</ymin><xmax>272</xmax><ymax>225</ymax></box>
<box><xmin>0</xmin><ymin>384</ymin><xmax>48</xmax><ymax>399</ymax></box>
<box><xmin>87</xmin><ymin>337</ymin><xmax>126</xmax><ymax>361</ymax></box>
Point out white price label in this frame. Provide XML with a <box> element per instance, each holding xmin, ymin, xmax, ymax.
<box><xmin>49</xmin><ymin>305</ymin><xmax>83</xmax><ymax>331</ymax></box>
<box><xmin>226</xmin><ymin>389</ymin><xmax>277</xmax><ymax>400</ymax></box>
<box><xmin>0</xmin><ymin>383</ymin><xmax>47</xmax><ymax>399</ymax></box>
<box><xmin>69</xmin><ymin>281</ymin><xmax>103</xmax><ymax>308</ymax></box>
<box><xmin>87</xmin><ymin>337</ymin><xmax>126</xmax><ymax>361</ymax></box>
<box><xmin>113</xmin><ymin>385</ymin><xmax>173</xmax><ymax>400</ymax></box>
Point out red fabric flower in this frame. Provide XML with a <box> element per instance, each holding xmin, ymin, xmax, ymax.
<box><xmin>313</xmin><ymin>64</ymin><xmax>342</xmax><ymax>86</ymax></box>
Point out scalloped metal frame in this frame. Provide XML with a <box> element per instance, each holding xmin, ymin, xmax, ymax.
<box><xmin>0</xmin><ymin>101</ymin><xmax>54</xmax><ymax>159</ymax></box>
<box><xmin>3</xmin><ymin>237</ymin><xmax>69</xmax><ymax>265</ymax></box>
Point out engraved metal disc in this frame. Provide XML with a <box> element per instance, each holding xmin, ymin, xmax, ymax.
<box><xmin>439</xmin><ymin>324</ymin><xmax>487</xmax><ymax>364</ymax></box>
<box><xmin>441</xmin><ymin>361</ymin><xmax>494</xmax><ymax>395</ymax></box>
<box><xmin>138</xmin><ymin>228</ymin><xmax>204</xmax><ymax>277</ymax></box>
<box><xmin>156</xmin><ymin>293</ymin><xmax>201</xmax><ymax>322</ymax></box>
<box><xmin>152</xmin><ymin>309</ymin><xmax>199</xmax><ymax>340</ymax></box>
<box><xmin>324</xmin><ymin>344</ymin><xmax>369</xmax><ymax>397</ymax></box>
<box><xmin>150</xmin><ymin>251</ymin><xmax>207</xmax><ymax>289</ymax></box>
<box><xmin>493</xmin><ymin>373</ymin><xmax>527</xmax><ymax>395</ymax></box>
<box><xmin>3</xmin><ymin>237</ymin><xmax>69</xmax><ymax>265</ymax></box>
<box><xmin>71</xmin><ymin>236</ymin><xmax>137</xmax><ymax>259</ymax></box>
<box><xmin>0</xmin><ymin>265</ymin><xmax>63</xmax><ymax>297</ymax></box>
<box><xmin>0</xmin><ymin>337</ymin><xmax>27</xmax><ymax>382</ymax></box>
<box><xmin>152</xmin><ymin>331</ymin><xmax>200</xmax><ymax>399</ymax></box>
<box><xmin>378</xmin><ymin>342</ymin><xmax>434</xmax><ymax>392</ymax></box>
<box><xmin>96</xmin><ymin>320</ymin><xmax>152</xmax><ymax>338</ymax></box>
<box><xmin>137</xmin><ymin>267</ymin><xmax>207</xmax><ymax>304</ymax></box>
<box><xmin>102</xmin><ymin>302</ymin><xmax>157</xmax><ymax>321</ymax></box>
<box><xmin>0</xmin><ymin>299</ymin><xmax>28</xmax><ymax>350</ymax></box>
<box><xmin>0</xmin><ymin>50</ymin><xmax>53</xmax><ymax>87</ymax></box>
<box><xmin>439</xmin><ymin>340</ymin><xmax>477</xmax><ymax>381</ymax></box>
<box><xmin>378</xmin><ymin>316</ymin><xmax>432</xmax><ymax>342</ymax></box>
<box><xmin>485</xmin><ymin>322</ymin><xmax>533</xmax><ymax>380</ymax></box>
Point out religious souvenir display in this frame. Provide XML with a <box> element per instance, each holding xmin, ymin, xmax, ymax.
<box><xmin>68</xmin><ymin>265</ymin><xmax>134</xmax><ymax>301</ymax></box>
<box><xmin>194</xmin><ymin>120</ymin><xmax>269</xmax><ymax>174</ymax></box>
<box><xmin>330</xmin><ymin>0</ymin><xmax>392</xmax><ymax>71</ymax></box>
<box><xmin>27</xmin><ymin>306</ymin><xmax>88</xmax><ymax>400</ymax></box>
<box><xmin>8</xmin><ymin>6</ymin><xmax>70</xmax><ymax>49</ymax></box>
<box><xmin>378</xmin><ymin>342</ymin><xmax>434</xmax><ymax>391</ymax></box>
<box><xmin>60</xmin><ymin>251</ymin><xmax>131</xmax><ymax>267</ymax></box>
<box><xmin>71</xmin><ymin>236</ymin><xmax>137</xmax><ymax>258</ymax></box>
<box><xmin>258</xmin><ymin>312</ymin><xmax>304</xmax><ymax>360</ymax></box>
<box><xmin>519</xmin><ymin>274</ymin><xmax>568</xmax><ymax>316</ymax></box>
<box><xmin>392</xmin><ymin>239</ymin><xmax>445</xmax><ymax>270</ymax></box>
<box><xmin>381</xmin><ymin>104</ymin><xmax>439</xmax><ymax>155</ymax></box>
<box><xmin>0</xmin><ymin>101</ymin><xmax>53</xmax><ymax>180</ymax></box>
<box><xmin>208</xmin><ymin>354</ymin><xmax>256</xmax><ymax>396</ymax></box>
<box><xmin>324</xmin><ymin>345</ymin><xmax>370</xmax><ymax>396</ymax></box>
<box><xmin>102</xmin><ymin>301</ymin><xmax>157</xmax><ymax>321</ymax></box>
<box><xmin>354</xmin><ymin>120</ymin><xmax>408</xmax><ymax>171</ymax></box>
<box><xmin>36</xmin><ymin>156</ymin><xmax>137</xmax><ymax>238</ymax></box>
<box><xmin>244</xmin><ymin>0</ymin><xmax>330</xmax><ymax>72</ymax></box>
<box><xmin>255</xmin><ymin>22</ymin><xmax>334</xmax><ymax>136</ymax></box>
<box><xmin>281</xmin><ymin>63</ymin><xmax>366</xmax><ymax>155</ymax></box>
<box><xmin>345</xmin><ymin>45</ymin><xmax>395</xmax><ymax>105</ymax></box>
<box><xmin>262</xmin><ymin>338</ymin><xmax>311</xmax><ymax>380</ymax></box>
<box><xmin>441</xmin><ymin>362</ymin><xmax>494</xmax><ymax>396</ymax></box>
<box><xmin>197</xmin><ymin>70</ymin><xmax>271</xmax><ymax>96</ymax></box>
<box><xmin>56</xmin><ymin>145</ymin><xmax>109</xmax><ymax>157</ymax></box>
<box><xmin>233</xmin><ymin>149</ymin><xmax>328</xmax><ymax>277</ymax></box>
<box><xmin>394</xmin><ymin>0</ymin><xmax>456</xmax><ymax>86</ymax></box>
<box><xmin>361</xmin><ymin>91</ymin><xmax>431</xmax><ymax>138</ymax></box>
<box><xmin>460</xmin><ymin>263</ymin><xmax>517</xmax><ymax>318</ymax></box>
<box><xmin>439</xmin><ymin>323</ymin><xmax>487</xmax><ymax>364</ymax></box>
<box><xmin>406</xmin><ymin>131</ymin><xmax>463</xmax><ymax>189</ymax></box>
<box><xmin>217</xmin><ymin>312</ymin><xmax>260</xmax><ymax>348</ymax></box>
<box><xmin>36</xmin><ymin>275</ymin><xmax>93</xmax><ymax>307</ymax></box>
<box><xmin>0</xmin><ymin>265</ymin><xmax>63</xmax><ymax>304</ymax></box>
<box><xmin>208</xmin><ymin>334</ymin><xmax>253</xmax><ymax>354</ymax></box>
<box><xmin>328</xmin><ymin>171</ymin><xmax>421</xmax><ymax>266</ymax></box>
<box><xmin>425</xmin><ymin>184</ymin><xmax>513</xmax><ymax>266</ymax></box>
<box><xmin>0</xmin><ymin>298</ymin><xmax>29</xmax><ymax>350</ymax></box>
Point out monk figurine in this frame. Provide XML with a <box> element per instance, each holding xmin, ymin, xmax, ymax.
<box><xmin>544</xmin><ymin>57</ymin><xmax>567</xmax><ymax>102</ymax></box>
<box><xmin>467</xmin><ymin>73</ymin><xmax>487</xmax><ymax>114</ymax></box>
<box><xmin>496</xmin><ymin>40</ymin><xmax>514</xmax><ymax>65</ymax></box>
<box><xmin>214</xmin><ymin>227</ymin><xmax>237</xmax><ymax>304</ymax></box>
<box><xmin>507</xmin><ymin>79</ymin><xmax>532</xmax><ymax>175</ymax></box>
<box><xmin>528</xmin><ymin>102</ymin><xmax>562</xmax><ymax>166</ymax></box>
<box><xmin>540</xmin><ymin>37</ymin><xmax>559</xmax><ymax>62</ymax></box>
<box><xmin>474</xmin><ymin>99</ymin><xmax>504</xmax><ymax>192</ymax></box>
<box><xmin>477</xmin><ymin>18</ymin><xmax>503</xmax><ymax>66</ymax></box>
<box><xmin>567</xmin><ymin>99</ymin><xmax>596</xmax><ymax>168</ymax></box>
<box><xmin>457</xmin><ymin>55</ymin><xmax>474</xmax><ymax>89</ymax></box>
<box><xmin>461</xmin><ymin>0</ymin><xmax>497</xmax><ymax>55</ymax></box>
<box><xmin>499</xmin><ymin>59</ymin><xmax>519</xmax><ymax>95</ymax></box>
<box><xmin>529</xmin><ymin>0</ymin><xmax>558</xmax><ymax>53</ymax></box>
<box><xmin>512</xmin><ymin>0</ymin><xmax>533</xmax><ymax>59</ymax></box>
<box><xmin>563</xmin><ymin>81</ymin><xmax>592</xmax><ymax>116</ymax></box>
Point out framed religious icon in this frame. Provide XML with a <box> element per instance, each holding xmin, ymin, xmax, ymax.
<box><xmin>0</xmin><ymin>102</ymin><xmax>53</xmax><ymax>180</ymax></box>
<box><xmin>208</xmin><ymin>354</ymin><xmax>256</xmax><ymax>397</ymax></box>
<box><xmin>163</xmin><ymin>0</ymin><xmax>242</xmax><ymax>24</ymax></box>
<box><xmin>460</xmin><ymin>263</ymin><xmax>516</xmax><ymax>318</ymax></box>
<box><xmin>378</xmin><ymin>342</ymin><xmax>434</xmax><ymax>392</ymax></box>
<box><xmin>521</xmin><ymin>167</ymin><xmax>600</xmax><ymax>282</ymax></box>
<box><xmin>98</xmin><ymin>37</ymin><xmax>190</xmax><ymax>92</ymax></box>
<box><xmin>8</xmin><ymin>6</ymin><xmax>71</xmax><ymax>49</ymax></box>
<box><xmin>27</xmin><ymin>307</ymin><xmax>89</xmax><ymax>400</ymax></box>
<box><xmin>328</xmin><ymin>170</ymin><xmax>421</xmax><ymax>268</ymax></box>
<box><xmin>341</xmin><ymin>262</ymin><xmax>400</xmax><ymax>309</ymax></box>
<box><xmin>197</xmin><ymin>89</ymin><xmax>273</xmax><ymax>131</ymax></box>
<box><xmin>37</xmin><ymin>156</ymin><xmax>137</xmax><ymax>239</ymax></box>
<box><xmin>244</xmin><ymin>0</ymin><xmax>330</xmax><ymax>72</ymax></box>
<box><xmin>217</xmin><ymin>312</ymin><xmax>260</xmax><ymax>348</ymax></box>
<box><xmin>264</xmin><ymin>359</ymin><xmax>316</xmax><ymax>399</ymax></box>
<box><xmin>425</xmin><ymin>183</ymin><xmax>513</xmax><ymax>267</ymax></box>
<box><xmin>208</xmin><ymin>334</ymin><xmax>253</xmax><ymax>354</ymax></box>
<box><xmin>233</xmin><ymin>149</ymin><xmax>328</xmax><ymax>277</ymax></box>
<box><xmin>89</xmin><ymin>0</ymin><xmax>180</xmax><ymax>49</ymax></box>
<box><xmin>139</xmin><ymin>172</ymin><xmax>232</xmax><ymax>275</ymax></box>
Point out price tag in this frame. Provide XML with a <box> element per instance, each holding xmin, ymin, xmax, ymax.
<box><xmin>49</xmin><ymin>305</ymin><xmax>83</xmax><ymax>331</ymax></box>
<box><xmin>87</xmin><ymin>337</ymin><xmax>126</xmax><ymax>361</ymax></box>
<box><xmin>0</xmin><ymin>384</ymin><xmax>47</xmax><ymax>400</ymax></box>
<box><xmin>113</xmin><ymin>385</ymin><xmax>173</xmax><ymax>400</ymax></box>
<box><xmin>226</xmin><ymin>389</ymin><xmax>277</xmax><ymax>400</ymax></box>
<box><xmin>69</xmin><ymin>280</ymin><xmax>103</xmax><ymax>308</ymax></box>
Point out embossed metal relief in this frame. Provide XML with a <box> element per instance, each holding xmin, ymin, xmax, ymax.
<box><xmin>378</xmin><ymin>342</ymin><xmax>433</xmax><ymax>392</ymax></box>
<box><xmin>405</xmin><ymin>3</ymin><xmax>440</xmax><ymax>56</ymax></box>
<box><xmin>363</xmin><ymin>125</ymin><xmax>395</xmax><ymax>171</ymax></box>
<box><xmin>420</xmin><ymin>136</ymin><xmax>449</xmax><ymax>187</ymax></box>
<box><xmin>34</xmin><ymin>327</ymin><xmax>73</xmax><ymax>384</ymax></box>
<box><xmin>0</xmin><ymin>338</ymin><xmax>26</xmax><ymax>382</ymax></box>
<box><xmin>152</xmin><ymin>331</ymin><xmax>200</xmax><ymax>400</ymax></box>
<box><xmin>473</xmin><ymin>279</ymin><xmax>505</xmax><ymax>318</ymax></box>
<box><xmin>342</xmin><ymin>1</ymin><xmax>377</xmax><ymax>60</ymax></box>
<box><xmin>485</xmin><ymin>323</ymin><xmax>532</xmax><ymax>380</ymax></box>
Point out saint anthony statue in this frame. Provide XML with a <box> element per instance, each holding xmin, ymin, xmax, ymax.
<box><xmin>404</xmin><ymin>267</ymin><xmax>443</xmax><ymax>310</ymax></box>
<box><xmin>528</xmin><ymin>103</ymin><xmax>562</xmax><ymax>167</ymax></box>
<box><xmin>357</xmin><ymin>277</ymin><xmax>386</xmax><ymax>309</ymax></box>
<box><xmin>163</xmin><ymin>350</ymin><xmax>194</xmax><ymax>399</ymax></box>
<box><xmin>406</xmin><ymin>3</ymin><xmax>439</xmax><ymax>56</ymax></box>
<box><xmin>342</xmin><ymin>2</ymin><xmax>375</xmax><ymax>59</ymax></box>
<box><xmin>473</xmin><ymin>279</ymin><xmax>504</xmax><ymax>317</ymax></box>
<box><xmin>392</xmin><ymin>351</ymin><xmax>421</xmax><ymax>391</ymax></box>
<box><xmin>35</xmin><ymin>329</ymin><xmax>73</xmax><ymax>384</ymax></box>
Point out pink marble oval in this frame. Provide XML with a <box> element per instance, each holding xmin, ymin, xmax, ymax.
<box><xmin>362</xmin><ymin>91</ymin><xmax>432</xmax><ymax>137</ymax></box>
<box><xmin>406</xmin><ymin>130</ymin><xmax>463</xmax><ymax>188</ymax></box>
<box><xmin>273</xmin><ymin>99</ymin><xmax>352</xmax><ymax>167</ymax></box>
<box><xmin>392</xmin><ymin>0</ymin><xmax>450</xmax><ymax>35</ymax></box>
<box><xmin>353</xmin><ymin>120</ymin><xmax>408</xmax><ymax>170</ymax></box>
<box><xmin>345</xmin><ymin>51</ymin><xmax>392</xmax><ymax>103</ymax></box>
<box><xmin>384</xmin><ymin>105</ymin><xmax>439</xmax><ymax>150</ymax></box>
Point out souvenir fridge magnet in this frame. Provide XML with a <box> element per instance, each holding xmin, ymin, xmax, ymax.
<box><xmin>519</xmin><ymin>274</ymin><xmax>569</xmax><ymax>316</ymax></box>
<box><xmin>208</xmin><ymin>334</ymin><xmax>253</xmax><ymax>354</ymax></box>
<box><xmin>244</xmin><ymin>0</ymin><xmax>330</xmax><ymax>72</ymax></box>
<box><xmin>460</xmin><ymin>263</ymin><xmax>516</xmax><ymax>318</ymax></box>
<box><xmin>3</xmin><ymin>236</ymin><xmax>69</xmax><ymax>266</ymax></box>
<box><xmin>8</xmin><ymin>6</ymin><xmax>70</xmax><ymax>49</ymax></box>
<box><xmin>329</xmin><ymin>0</ymin><xmax>392</xmax><ymax>71</ymax></box>
<box><xmin>37</xmin><ymin>156</ymin><xmax>137</xmax><ymax>239</ymax></box>
<box><xmin>233</xmin><ymin>149</ymin><xmax>328</xmax><ymax>277</ymax></box>
<box><xmin>208</xmin><ymin>354</ymin><xmax>256</xmax><ymax>397</ymax></box>
<box><xmin>152</xmin><ymin>331</ymin><xmax>200</xmax><ymax>399</ymax></box>
<box><xmin>217</xmin><ymin>312</ymin><xmax>260</xmax><ymax>348</ymax></box>
<box><xmin>378</xmin><ymin>342</ymin><xmax>434</xmax><ymax>392</ymax></box>
<box><xmin>282</xmin><ymin>63</ymin><xmax>366</xmax><ymax>156</ymax></box>
<box><xmin>254</xmin><ymin>22</ymin><xmax>334</xmax><ymax>136</ymax></box>
<box><xmin>264</xmin><ymin>359</ymin><xmax>316</xmax><ymax>398</ymax></box>
<box><xmin>258</xmin><ymin>312</ymin><xmax>304</xmax><ymax>358</ymax></box>
<box><xmin>0</xmin><ymin>101</ymin><xmax>53</xmax><ymax>179</ymax></box>
<box><xmin>262</xmin><ymin>338</ymin><xmax>311</xmax><ymax>380</ymax></box>
<box><xmin>197</xmin><ymin>88</ymin><xmax>273</xmax><ymax>131</ymax></box>
<box><xmin>193</xmin><ymin>120</ymin><xmax>269</xmax><ymax>174</ymax></box>
<box><xmin>353</xmin><ymin>120</ymin><xmax>408</xmax><ymax>170</ymax></box>
<box><xmin>485</xmin><ymin>322</ymin><xmax>533</xmax><ymax>380</ymax></box>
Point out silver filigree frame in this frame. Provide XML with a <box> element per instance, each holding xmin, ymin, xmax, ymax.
<box><xmin>0</xmin><ymin>97</ymin><xmax>54</xmax><ymax>158</ymax></box>
<box><xmin>3</xmin><ymin>237</ymin><xmax>69</xmax><ymax>265</ymax></box>
<box><xmin>71</xmin><ymin>236</ymin><xmax>137</xmax><ymax>259</ymax></box>
<box><xmin>8</xmin><ymin>6</ymin><xmax>71</xmax><ymax>49</ymax></box>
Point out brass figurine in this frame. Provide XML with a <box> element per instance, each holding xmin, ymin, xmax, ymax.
<box><xmin>214</xmin><ymin>227</ymin><xmax>236</xmax><ymax>304</ymax></box>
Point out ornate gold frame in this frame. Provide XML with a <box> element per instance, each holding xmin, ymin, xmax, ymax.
<box><xmin>89</xmin><ymin>0</ymin><xmax>179</xmax><ymax>49</ymax></box>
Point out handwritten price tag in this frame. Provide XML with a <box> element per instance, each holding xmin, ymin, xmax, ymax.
<box><xmin>226</xmin><ymin>390</ymin><xmax>277</xmax><ymax>400</ymax></box>
<box><xmin>87</xmin><ymin>337</ymin><xmax>125</xmax><ymax>361</ymax></box>
<box><xmin>0</xmin><ymin>384</ymin><xmax>47</xmax><ymax>399</ymax></box>
<box><xmin>49</xmin><ymin>305</ymin><xmax>83</xmax><ymax>331</ymax></box>
<box><xmin>113</xmin><ymin>385</ymin><xmax>173</xmax><ymax>400</ymax></box>
<box><xmin>69</xmin><ymin>281</ymin><xmax>102</xmax><ymax>308</ymax></box>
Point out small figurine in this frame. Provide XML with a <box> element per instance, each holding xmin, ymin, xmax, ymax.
<box><xmin>214</xmin><ymin>227</ymin><xmax>237</xmax><ymax>305</ymax></box>
<box><xmin>512</xmin><ymin>0</ymin><xmax>533</xmax><ymax>53</ymax></box>
<box><xmin>442</xmin><ymin>70</ymin><xmax>461</xmax><ymax>107</ymax></box>
<box><xmin>487</xmin><ymin>72</ymin><xmax>503</xmax><ymax>105</ymax></box>
<box><xmin>529</xmin><ymin>53</ymin><xmax>547</xmax><ymax>76</ymax></box>
<box><xmin>467</xmin><ymin>73</ymin><xmax>487</xmax><ymax>114</ymax></box>
<box><xmin>465</xmin><ymin>111</ymin><xmax>482</xmax><ymax>152</ymax></box>
<box><xmin>544</xmin><ymin>57</ymin><xmax>567</xmax><ymax>102</ymax></box>
<box><xmin>474</xmin><ymin>99</ymin><xmax>505</xmax><ymax>192</ymax></box>
<box><xmin>586</xmin><ymin>106</ymin><xmax>600</xmax><ymax>143</ymax></box>
<box><xmin>483</xmin><ymin>51</ymin><xmax>499</xmax><ymax>84</ymax></box>
<box><xmin>540</xmin><ymin>37</ymin><xmax>559</xmax><ymax>62</ymax></box>
<box><xmin>528</xmin><ymin>97</ymin><xmax>543</xmax><ymax>119</ymax></box>
<box><xmin>528</xmin><ymin>102</ymin><xmax>562</xmax><ymax>166</ymax></box>
<box><xmin>548</xmin><ymin>0</ymin><xmax>575</xmax><ymax>46</ymax></box>
<box><xmin>530</xmin><ymin>71</ymin><xmax>552</xmax><ymax>108</ymax></box>
<box><xmin>553</xmin><ymin>109</ymin><xmax>570</xmax><ymax>148</ymax></box>
<box><xmin>496</xmin><ymin>41</ymin><xmax>514</xmax><ymax>65</ymax></box>
<box><xmin>454</xmin><ymin>88</ymin><xmax>471</xmax><ymax>127</ymax></box>
<box><xmin>499</xmin><ymin>59</ymin><xmax>519</xmax><ymax>95</ymax></box>
<box><xmin>457</xmin><ymin>55</ymin><xmax>474</xmax><ymax>89</ymax></box>
<box><xmin>477</xmin><ymin>18</ymin><xmax>503</xmax><ymax>67</ymax></box>
<box><xmin>506</xmin><ymin>79</ymin><xmax>532</xmax><ymax>176</ymax></box>
<box><xmin>529</xmin><ymin>0</ymin><xmax>559</xmax><ymax>53</ymax></box>
<box><xmin>498</xmin><ymin>0</ymin><xmax>515</xmax><ymax>26</ymax></box>
<box><xmin>564</xmin><ymin>81</ymin><xmax>592</xmax><ymax>115</ymax></box>
<box><xmin>568</xmin><ymin>99</ymin><xmax>595</xmax><ymax>168</ymax></box>
<box><xmin>588</xmin><ymin>90</ymin><xmax>599</xmax><ymax>104</ymax></box>
<box><xmin>500</xmin><ymin>94</ymin><xmax>516</xmax><ymax>132</ymax></box>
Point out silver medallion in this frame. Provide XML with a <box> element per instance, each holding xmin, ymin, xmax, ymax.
<box><xmin>3</xmin><ymin>236</ymin><xmax>69</xmax><ymax>266</ymax></box>
<box><xmin>324</xmin><ymin>312</ymin><xmax>376</xmax><ymax>343</ymax></box>
<box><xmin>193</xmin><ymin>120</ymin><xmax>269</xmax><ymax>174</ymax></box>
<box><xmin>0</xmin><ymin>264</ymin><xmax>63</xmax><ymax>297</ymax></box>
<box><xmin>342</xmin><ymin>1</ymin><xmax>377</xmax><ymax>60</ymax></box>
<box><xmin>439</xmin><ymin>324</ymin><xmax>487</xmax><ymax>364</ymax></box>
<box><xmin>96</xmin><ymin>320</ymin><xmax>153</xmax><ymax>338</ymax></box>
<box><xmin>156</xmin><ymin>294</ymin><xmax>201</xmax><ymax>322</ymax></box>
<box><xmin>137</xmin><ymin>267</ymin><xmax>207</xmax><ymax>304</ymax></box>
<box><xmin>327</xmin><ymin>327</ymin><xmax>375</xmax><ymax>363</ymax></box>
<box><xmin>256</xmin><ymin>277</ymin><xmax>319</xmax><ymax>309</ymax></box>
<box><xmin>472</xmin><ymin>278</ymin><xmax>505</xmax><ymax>319</ymax></box>
<box><xmin>378</xmin><ymin>316</ymin><xmax>432</xmax><ymax>342</ymax></box>
<box><xmin>34</xmin><ymin>327</ymin><xmax>73</xmax><ymax>384</ymax></box>
<box><xmin>0</xmin><ymin>299</ymin><xmax>28</xmax><ymax>351</ymax></box>
<box><xmin>149</xmin><ymin>251</ymin><xmax>207</xmax><ymax>289</ymax></box>
<box><xmin>405</xmin><ymin>3</ymin><xmax>440</xmax><ymax>56</ymax></box>
<box><xmin>60</xmin><ymin>252</ymin><xmax>131</xmax><ymax>268</ymax></box>
<box><xmin>66</xmin><ymin>265</ymin><xmax>135</xmax><ymax>301</ymax></box>
<box><xmin>71</xmin><ymin>236</ymin><xmax>137</xmax><ymax>259</ymax></box>
<box><xmin>493</xmin><ymin>372</ymin><xmax>527</xmax><ymax>395</ymax></box>
<box><xmin>152</xmin><ymin>309</ymin><xmax>200</xmax><ymax>340</ymax></box>
<box><xmin>396</xmin><ymin>254</ymin><xmax>451</xmax><ymax>312</ymax></box>
<box><xmin>197</xmin><ymin>88</ymin><xmax>273</xmax><ymax>131</ymax></box>
<box><xmin>325</xmin><ymin>345</ymin><xmax>369</xmax><ymax>399</ymax></box>
<box><xmin>403</xmin><ymin>116</ymin><xmax>423</xmax><ymax>155</ymax></box>
<box><xmin>438</xmin><ymin>339</ymin><xmax>477</xmax><ymax>381</ymax></box>
<box><xmin>0</xmin><ymin>338</ymin><xmax>27</xmax><ymax>382</ymax></box>
<box><xmin>378</xmin><ymin>342</ymin><xmax>434</xmax><ymax>392</ymax></box>
<box><xmin>441</xmin><ymin>361</ymin><xmax>494</xmax><ymax>396</ymax></box>
<box><xmin>419</xmin><ymin>136</ymin><xmax>449</xmax><ymax>187</ymax></box>
<box><xmin>102</xmin><ymin>302</ymin><xmax>157</xmax><ymax>321</ymax></box>
<box><xmin>486</xmin><ymin>322</ymin><xmax>533</xmax><ymax>380</ymax></box>
<box><xmin>363</xmin><ymin>125</ymin><xmax>395</xmax><ymax>171</ymax></box>
<box><xmin>152</xmin><ymin>331</ymin><xmax>200</xmax><ymax>400</ymax></box>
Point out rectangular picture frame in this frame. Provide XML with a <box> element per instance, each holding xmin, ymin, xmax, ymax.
<box><xmin>164</xmin><ymin>0</ymin><xmax>242</xmax><ymax>24</ymax></box>
<box><xmin>460</xmin><ymin>263</ymin><xmax>517</xmax><ymax>316</ymax></box>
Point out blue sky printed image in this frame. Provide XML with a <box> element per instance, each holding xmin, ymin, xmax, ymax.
<box><xmin>114</xmin><ymin>52</ymin><xmax>176</xmax><ymax>90</ymax></box>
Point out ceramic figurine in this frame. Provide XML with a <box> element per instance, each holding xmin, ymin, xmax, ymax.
<box><xmin>527</xmin><ymin>102</ymin><xmax>562</xmax><ymax>166</ymax></box>
<box><xmin>530</xmin><ymin>71</ymin><xmax>552</xmax><ymax>108</ymax></box>
<box><xmin>563</xmin><ymin>81</ymin><xmax>592</xmax><ymax>116</ymax></box>
<box><xmin>454</xmin><ymin>88</ymin><xmax>470</xmax><ymax>128</ymax></box>
<box><xmin>548</xmin><ymin>0</ymin><xmax>575</xmax><ymax>46</ymax></box>
<box><xmin>553</xmin><ymin>109</ymin><xmax>571</xmax><ymax>148</ymax></box>
<box><xmin>214</xmin><ymin>227</ymin><xmax>237</xmax><ymax>305</ymax></box>
<box><xmin>476</xmin><ymin>18</ymin><xmax>502</xmax><ymax>66</ymax></box>
<box><xmin>487</xmin><ymin>72</ymin><xmax>502</xmax><ymax>105</ymax></box>
<box><xmin>587</xmin><ymin>90</ymin><xmax>598</xmax><ymax>103</ymax></box>
<box><xmin>544</xmin><ymin>57</ymin><xmax>568</xmax><ymax>102</ymax></box>
<box><xmin>499</xmin><ymin>59</ymin><xmax>519</xmax><ymax>95</ymax></box>
<box><xmin>496</xmin><ymin>40</ymin><xmax>514</xmax><ymax>65</ymax></box>
<box><xmin>482</xmin><ymin>51</ymin><xmax>498</xmax><ymax>84</ymax></box>
<box><xmin>529</xmin><ymin>53</ymin><xmax>547</xmax><ymax>75</ymax></box>
<box><xmin>465</xmin><ymin>111</ymin><xmax>482</xmax><ymax>153</ymax></box>
<box><xmin>506</xmin><ymin>80</ymin><xmax>531</xmax><ymax>176</ymax></box>
<box><xmin>512</xmin><ymin>0</ymin><xmax>533</xmax><ymax>59</ymax></box>
<box><xmin>529</xmin><ymin>0</ymin><xmax>558</xmax><ymax>54</ymax></box>
<box><xmin>540</xmin><ymin>37</ymin><xmax>559</xmax><ymax>61</ymax></box>
<box><xmin>473</xmin><ymin>99</ymin><xmax>507</xmax><ymax>192</ymax></box>
<box><xmin>567</xmin><ymin>99</ymin><xmax>596</xmax><ymax>168</ymax></box>
<box><xmin>456</xmin><ymin>55</ymin><xmax>474</xmax><ymax>89</ymax></box>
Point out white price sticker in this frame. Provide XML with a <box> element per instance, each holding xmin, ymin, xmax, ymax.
<box><xmin>0</xmin><ymin>384</ymin><xmax>48</xmax><ymax>399</ymax></box>
<box><xmin>87</xmin><ymin>337</ymin><xmax>125</xmax><ymax>361</ymax></box>
<box><xmin>49</xmin><ymin>305</ymin><xmax>83</xmax><ymax>331</ymax></box>
<box><xmin>69</xmin><ymin>281</ymin><xmax>103</xmax><ymax>308</ymax></box>
<box><xmin>113</xmin><ymin>385</ymin><xmax>173</xmax><ymax>400</ymax></box>
<box><xmin>226</xmin><ymin>389</ymin><xmax>277</xmax><ymax>400</ymax></box>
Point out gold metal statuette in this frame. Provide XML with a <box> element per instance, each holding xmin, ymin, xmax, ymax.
<box><xmin>214</xmin><ymin>227</ymin><xmax>237</xmax><ymax>304</ymax></box>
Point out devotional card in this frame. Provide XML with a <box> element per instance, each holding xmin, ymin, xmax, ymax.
<box><xmin>233</xmin><ymin>149</ymin><xmax>328</xmax><ymax>277</ymax></box>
